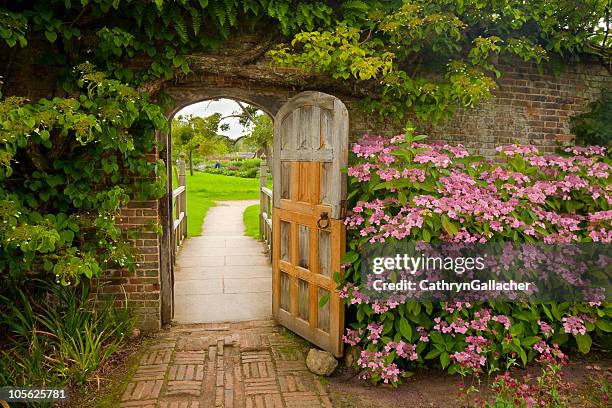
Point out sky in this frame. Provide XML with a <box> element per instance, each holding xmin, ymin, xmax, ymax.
<box><xmin>175</xmin><ymin>98</ymin><xmax>259</xmax><ymax>140</ymax></box>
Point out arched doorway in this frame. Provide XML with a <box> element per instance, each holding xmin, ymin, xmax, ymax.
<box><xmin>162</xmin><ymin>97</ymin><xmax>275</xmax><ymax>324</ymax></box>
<box><xmin>159</xmin><ymin>89</ymin><xmax>349</xmax><ymax>356</ymax></box>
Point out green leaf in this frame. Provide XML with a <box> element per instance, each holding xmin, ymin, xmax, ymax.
<box><xmin>399</xmin><ymin>317</ymin><xmax>412</xmax><ymax>341</ymax></box>
<box><xmin>45</xmin><ymin>31</ymin><xmax>57</xmax><ymax>42</ymax></box>
<box><xmin>424</xmin><ymin>349</ymin><xmax>441</xmax><ymax>359</ymax></box>
<box><xmin>441</xmin><ymin>215</ymin><xmax>458</xmax><ymax>236</ymax></box>
<box><xmin>509</xmin><ymin>322</ymin><xmax>524</xmax><ymax>337</ymax></box>
<box><xmin>440</xmin><ymin>352</ymin><xmax>450</xmax><ymax>368</ymax></box>
<box><xmin>595</xmin><ymin>319</ymin><xmax>612</xmax><ymax>332</ymax></box>
<box><xmin>341</xmin><ymin>251</ymin><xmax>359</xmax><ymax>264</ymax></box>
<box><xmin>60</xmin><ymin>229</ymin><xmax>75</xmax><ymax>244</ymax></box>
<box><xmin>575</xmin><ymin>334</ymin><xmax>592</xmax><ymax>353</ymax></box>
<box><xmin>521</xmin><ymin>336</ymin><xmax>540</xmax><ymax>347</ymax></box>
<box><xmin>519</xmin><ymin>346</ymin><xmax>527</xmax><ymax>365</ymax></box>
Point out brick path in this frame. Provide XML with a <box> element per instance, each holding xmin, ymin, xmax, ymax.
<box><xmin>120</xmin><ymin>320</ymin><xmax>333</xmax><ymax>408</ymax></box>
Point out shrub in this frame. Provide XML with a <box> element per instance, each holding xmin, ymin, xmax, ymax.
<box><xmin>339</xmin><ymin>131</ymin><xmax>611</xmax><ymax>385</ymax></box>
<box><xmin>200</xmin><ymin>158</ymin><xmax>261</xmax><ymax>178</ymax></box>
<box><xmin>571</xmin><ymin>92</ymin><xmax>612</xmax><ymax>148</ymax></box>
<box><xmin>0</xmin><ymin>281</ymin><xmax>134</xmax><ymax>387</ymax></box>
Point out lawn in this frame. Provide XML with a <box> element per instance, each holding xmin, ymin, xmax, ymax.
<box><xmin>243</xmin><ymin>204</ymin><xmax>260</xmax><ymax>239</ymax></box>
<box><xmin>180</xmin><ymin>172</ymin><xmax>264</xmax><ymax>237</ymax></box>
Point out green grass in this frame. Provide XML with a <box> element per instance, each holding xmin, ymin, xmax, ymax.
<box><xmin>183</xmin><ymin>172</ymin><xmax>262</xmax><ymax>237</ymax></box>
<box><xmin>243</xmin><ymin>204</ymin><xmax>260</xmax><ymax>239</ymax></box>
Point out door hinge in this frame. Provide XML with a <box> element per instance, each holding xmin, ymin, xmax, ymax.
<box><xmin>340</xmin><ymin>200</ymin><xmax>347</xmax><ymax>219</ymax></box>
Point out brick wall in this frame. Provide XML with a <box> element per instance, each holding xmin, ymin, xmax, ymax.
<box><xmin>422</xmin><ymin>61</ymin><xmax>611</xmax><ymax>156</ymax></box>
<box><xmin>95</xmin><ymin>199</ymin><xmax>162</xmax><ymax>332</ymax></box>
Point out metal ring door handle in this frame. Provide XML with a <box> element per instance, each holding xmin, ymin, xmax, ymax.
<box><xmin>317</xmin><ymin>211</ymin><xmax>330</xmax><ymax>229</ymax></box>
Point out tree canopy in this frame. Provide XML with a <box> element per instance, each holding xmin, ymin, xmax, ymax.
<box><xmin>172</xmin><ymin>113</ymin><xmax>230</xmax><ymax>159</ymax></box>
<box><xmin>242</xmin><ymin>113</ymin><xmax>273</xmax><ymax>157</ymax></box>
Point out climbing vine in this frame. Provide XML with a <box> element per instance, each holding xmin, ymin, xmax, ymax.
<box><xmin>0</xmin><ymin>64</ymin><xmax>167</xmax><ymax>284</ymax></box>
<box><xmin>0</xmin><ymin>0</ymin><xmax>340</xmax><ymax>285</ymax></box>
<box><xmin>269</xmin><ymin>0</ymin><xmax>612</xmax><ymax>124</ymax></box>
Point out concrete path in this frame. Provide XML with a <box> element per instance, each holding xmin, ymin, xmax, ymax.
<box><xmin>174</xmin><ymin>200</ymin><xmax>272</xmax><ymax>324</ymax></box>
<box><xmin>119</xmin><ymin>321</ymin><xmax>333</xmax><ymax>408</ymax></box>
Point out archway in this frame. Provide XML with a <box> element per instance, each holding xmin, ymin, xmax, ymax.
<box><xmin>158</xmin><ymin>88</ymin><xmax>350</xmax><ymax>356</ymax></box>
<box><xmin>161</xmin><ymin>97</ymin><xmax>275</xmax><ymax>325</ymax></box>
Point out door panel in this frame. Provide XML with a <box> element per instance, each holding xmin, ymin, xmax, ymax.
<box><xmin>272</xmin><ymin>91</ymin><xmax>348</xmax><ymax>357</ymax></box>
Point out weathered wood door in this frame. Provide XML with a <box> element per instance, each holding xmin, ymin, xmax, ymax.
<box><xmin>272</xmin><ymin>91</ymin><xmax>348</xmax><ymax>357</ymax></box>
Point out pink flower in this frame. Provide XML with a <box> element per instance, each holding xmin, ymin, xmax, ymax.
<box><xmin>343</xmin><ymin>328</ymin><xmax>361</xmax><ymax>346</ymax></box>
<box><xmin>564</xmin><ymin>145</ymin><xmax>606</xmax><ymax>156</ymax></box>
<box><xmin>451</xmin><ymin>350</ymin><xmax>486</xmax><ymax>369</ymax></box>
<box><xmin>414</xmin><ymin>150</ymin><xmax>451</xmax><ymax>168</ymax></box>
<box><xmin>537</xmin><ymin>320</ymin><xmax>554</xmax><ymax>337</ymax></box>
<box><xmin>451</xmin><ymin>318</ymin><xmax>469</xmax><ymax>335</ymax></box>
<box><xmin>562</xmin><ymin>315</ymin><xmax>586</xmax><ymax>336</ymax></box>
<box><xmin>367</xmin><ymin>322</ymin><xmax>384</xmax><ymax>343</ymax></box>
<box><xmin>381</xmin><ymin>363</ymin><xmax>400</xmax><ymax>383</ymax></box>
<box><xmin>492</xmin><ymin>315</ymin><xmax>511</xmax><ymax>330</ymax></box>
<box><xmin>417</xmin><ymin>326</ymin><xmax>429</xmax><ymax>342</ymax></box>
<box><xmin>497</xmin><ymin>144</ymin><xmax>539</xmax><ymax>155</ymax></box>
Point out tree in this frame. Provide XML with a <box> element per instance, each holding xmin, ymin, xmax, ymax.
<box><xmin>172</xmin><ymin>113</ymin><xmax>230</xmax><ymax>175</ymax></box>
<box><xmin>243</xmin><ymin>113</ymin><xmax>273</xmax><ymax>158</ymax></box>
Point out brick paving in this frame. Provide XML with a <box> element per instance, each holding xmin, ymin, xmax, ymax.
<box><xmin>120</xmin><ymin>321</ymin><xmax>332</xmax><ymax>408</ymax></box>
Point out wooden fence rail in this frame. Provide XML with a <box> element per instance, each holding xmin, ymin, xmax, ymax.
<box><xmin>172</xmin><ymin>157</ymin><xmax>187</xmax><ymax>256</ymax></box>
<box><xmin>259</xmin><ymin>158</ymin><xmax>272</xmax><ymax>261</ymax></box>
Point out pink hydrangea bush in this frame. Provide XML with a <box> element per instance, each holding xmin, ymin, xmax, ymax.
<box><xmin>340</xmin><ymin>132</ymin><xmax>611</xmax><ymax>385</ymax></box>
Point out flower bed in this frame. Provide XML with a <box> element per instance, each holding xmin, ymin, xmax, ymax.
<box><xmin>339</xmin><ymin>132</ymin><xmax>611</xmax><ymax>385</ymax></box>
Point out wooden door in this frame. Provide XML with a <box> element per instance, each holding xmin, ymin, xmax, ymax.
<box><xmin>272</xmin><ymin>91</ymin><xmax>348</xmax><ymax>357</ymax></box>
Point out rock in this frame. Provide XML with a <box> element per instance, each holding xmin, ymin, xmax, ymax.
<box><xmin>306</xmin><ymin>348</ymin><xmax>338</xmax><ymax>376</ymax></box>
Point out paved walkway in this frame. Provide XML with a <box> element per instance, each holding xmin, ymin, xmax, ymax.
<box><xmin>119</xmin><ymin>321</ymin><xmax>333</xmax><ymax>407</ymax></box>
<box><xmin>174</xmin><ymin>200</ymin><xmax>272</xmax><ymax>323</ymax></box>
<box><xmin>119</xmin><ymin>202</ymin><xmax>334</xmax><ymax>407</ymax></box>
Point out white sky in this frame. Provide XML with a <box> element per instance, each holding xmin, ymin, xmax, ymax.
<box><xmin>175</xmin><ymin>99</ymin><xmax>260</xmax><ymax>140</ymax></box>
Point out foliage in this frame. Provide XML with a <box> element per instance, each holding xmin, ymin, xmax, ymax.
<box><xmin>0</xmin><ymin>281</ymin><xmax>134</xmax><ymax>387</ymax></box>
<box><xmin>172</xmin><ymin>113</ymin><xmax>230</xmax><ymax>160</ymax></box>
<box><xmin>0</xmin><ymin>0</ymin><xmax>337</xmax><ymax>88</ymax></box>
<box><xmin>460</xmin><ymin>351</ymin><xmax>576</xmax><ymax>407</ymax></box>
<box><xmin>339</xmin><ymin>132</ymin><xmax>611</xmax><ymax>385</ymax></box>
<box><xmin>243</xmin><ymin>204</ymin><xmax>261</xmax><ymax>239</ymax></box>
<box><xmin>0</xmin><ymin>65</ymin><xmax>167</xmax><ymax>286</ymax></box>
<box><xmin>242</xmin><ymin>113</ymin><xmax>273</xmax><ymax>156</ymax></box>
<box><xmin>571</xmin><ymin>91</ymin><xmax>612</xmax><ymax>148</ymax></box>
<box><xmin>201</xmin><ymin>158</ymin><xmax>261</xmax><ymax>178</ymax></box>
<box><xmin>269</xmin><ymin>0</ymin><xmax>611</xmax><ymax>124</ymax></box>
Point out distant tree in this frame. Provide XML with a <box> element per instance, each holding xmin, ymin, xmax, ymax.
<box><xmin>243</xmin><ymin>113</ymin><xmax>273</xmax><ymax>158</ymax></box>
<box><xmin>172</xmin><ymin>113</ymin><xmax>230</xmax><ymax>175</ymax></box>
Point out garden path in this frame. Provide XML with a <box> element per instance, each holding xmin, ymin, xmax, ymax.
<box><xmin>118</xmin><ymin>202</ymin><xmax>334</xmax><ymax>407</ymax></box>
<box><xmin>119</xmin><ymin>320</ymin><xmax>333</xmax><ymax>407</ymax></box>
<box><xmin>173</xmin><ymin>200</ymin><xmax>272</xmax><ymax>323</ymax></box>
